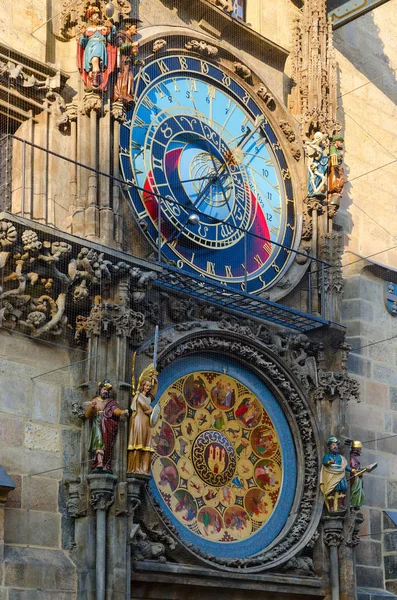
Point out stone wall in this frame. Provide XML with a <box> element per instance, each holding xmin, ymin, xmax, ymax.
<box><xmin>0</xmin><ymin>0</ymin><xmax>47</xmax><ymax>63</ymax></box>
<box><xmin>343</xmin><ymin>266</ymin><xmax>397</xmax><ymax>593</ymax></box>
<box><xmin>0</xmin><ymin>332</ymin><xmax>80</xmax><ymax>599</ymax></box>
<box><xmin>334</xmin><ymin>0</ymin><xmax>397</xmax><ymax>269</ymax></box>
<box><xmin>245</xmin><ymin>0</ymin><xmax>300</xmax><ymax>52</ymax></box>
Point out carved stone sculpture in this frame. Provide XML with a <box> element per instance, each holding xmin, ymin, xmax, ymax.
<box><xmin>0</xmin><ymin>217</ymin><xmax>157</xmax><ymax>342</ymax></box>
<box><xmin>185</xmin><ymin>40</ymin><xmax>218</xmax><ymax>57</ymax></box>
<box><xmin>152</xmin><ymin>39</ymin><xmax>167</xmax><ymax>53</ymax></box>
<box><xmin>281</xmin><ymin>555</ymin><xmax>316</xmax><ymax>577</ymax></box>
<box><xmin>320</xmin><ymin>436</ymin><xmax>351</xmax><ymax>512</ymax></box>
<box><xmin>208</xmin><ymin>0</ymin><xmax>231</xmax><ymax>11</ymax></box>
<box><xmin>77</xmin><ymin>5</ymin><xmax>118</xmax><ymax>90</ymax></box>
<box><xmin>114</xmin><ymin>22</ymin><xmax>139</xmax><ymax>104</ymax></box>
<box><xmin>233</xmin><ymin>62</ymin><xmax>251</xmax><ymax>80</ymax></box>
<box><xmin>85</xmin><ymin>380</ymin><xmax>128</xmax><ymax>471</ymax></box>
<box><xmin>127</xmin><ymin>366</ymin><xmax>158</xmax><ymax>475</ymax></box>
<box><xmin>257</xmin><ymin>85</ymin><xmax>276</xmax><ymax>111</ymax></box>
<box><xmin>327</xmin><ymin>135</ymin><xmax>345</xmax><ymax>218</ymax></box>
<box><xmin>130</xmin><ymin>523</ymin><xmax>166</xmax><ymax>562</ymax></box>
<box><xmin>305</xmin><ymin>131</ymin><xmax>329</xmax><ymax>198</ymax></box>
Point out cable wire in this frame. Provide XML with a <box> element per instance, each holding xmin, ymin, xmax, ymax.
<box><xmin>337</xmin><ymin>67</ymin><xmax>397</xmax><ymax>100</ymax></box>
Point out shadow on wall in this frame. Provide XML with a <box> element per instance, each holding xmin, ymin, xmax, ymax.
<box><xmin>333</xmin><ymin>6</ymin><xmax>397</xmax><ymax>105</ymax></box>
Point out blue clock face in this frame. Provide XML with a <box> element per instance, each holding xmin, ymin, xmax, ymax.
<box><xmin>120</xmin><ymin>54</ymin><xmax>297</xmax><ymax>293</ymax></box>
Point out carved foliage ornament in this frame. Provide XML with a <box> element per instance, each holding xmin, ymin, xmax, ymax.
<box><xmin>150</xmin><ymin>334</ymin><xmax>320</xmax><ymax>570</ymax></box>
<box><xmin>314</xmin><ymin>371</ymin><xmax>360</xmax><ymax>403</ymax></box>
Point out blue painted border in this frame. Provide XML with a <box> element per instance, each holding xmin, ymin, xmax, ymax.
<box><xmin>149</xmin><ymin>354</ymin><xmax>297</xmax><ymax>559</ymax></box>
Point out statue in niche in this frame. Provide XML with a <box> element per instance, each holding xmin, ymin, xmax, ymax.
<box><xmin>85</xmin><ymin>379</ymin><xmax>128</xmax><ymax>471</ymax></box>
<box><xmin>327</xmin><ymin>134</ymin><xmax>345</xmax><ymax>217</ymax></box>
<box><xmin>320</xmin><ymin>435</ymin><xmax>351</xmax><ymax>512</ymax></box>
<box><xmin>114</xmin><ymin>19</ymin><xmax>140</xmax><ymax>104</ymax></box>
<box><xmin>305</xmin><ymin>131</ymin><xmax>329</xmax><ymax>198</ymax></box>
<box><xmin>127</xmin><ymin>365</ymin><xmax>158</xmax><ymax>475</ymax></box>
<box><xmin>350</xmin><ymin>440</ymin><xmax>377</xmax><ymax>512</ymax></box>
<box><xmin>77</xmin><ymin>5</ymin><xmax>117</xmax><ymax>90</ymax></box>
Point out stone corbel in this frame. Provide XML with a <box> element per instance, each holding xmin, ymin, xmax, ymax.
<box><xmin>185</xmin><ymin>39</ymin><xmax>218</xmax><ymax>57</ymax></box>
<box><xmin>111</xmin><ymin>99</ymin><xmax>126</xmax><ymax>122</ymax></box>
<box><xmin>345</xmin><ymin>512</ymin><xmax>364</xmax><ymax>547</ymax></box>
<box><xmin>323</xmin><ymin>514</ymin><xmax>345</xmax><ymax>547</ymax></box>
<box><xmin>82</xmin><ymin>91</ymin><xmax>103</xmax><ymax>115</ymax></box>
<box><xmin>64</xmin><ymin>477</ymin><xmax>88</xmax><ymax>518</ymax></box>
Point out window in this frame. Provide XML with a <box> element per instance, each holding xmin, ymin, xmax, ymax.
<box><xmin>233</xmin><ymin>0</ymin><xmax>245</xmax><ymax>19</ymax></box>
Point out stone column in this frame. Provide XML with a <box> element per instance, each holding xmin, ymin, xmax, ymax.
<box><xmin>126</xmin><ymin>475</ymin><xmax>151</xmax><ymax>600</ymax></box>
<box><xmin>112</xmin><ymin>100</ymin><xmax>126</xmax><ymax>250</ymax></box>
<box><xmin>323</xmin><ymin>512</ymin><xmax>346</xmax><ymax>600</ymax></box>
<box><xmin>0</xmin><ymin>466</ymin><xmax>16</xmax><ymax>595</ymax></box>
<box><xmin>82</xmin><ymin>92</ymin><xmax>102</xmax><ymax>241</ymax></box>
<box><xmin>88</xmin><ymin>472</ymin><xmax>117</xmax><ymax>600</ymax></box>
<box><xmin>341</xmin><ymin>512</ymin><xmax>363</xmax><ymax>600</ymax></box>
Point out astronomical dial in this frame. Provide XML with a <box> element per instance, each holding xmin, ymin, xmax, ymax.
<box><xmin>120</xmin><ymin>54</ymin><xmax>297</xmax><ymax>293</ymax></box>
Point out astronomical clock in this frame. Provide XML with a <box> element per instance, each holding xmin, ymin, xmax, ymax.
<box><xmin>120</xmin><ymin>32</ymin><xmax>319</xmax><ymax>575</ymax></box>
<box><xmin>120</xmin><ymin>48</ymin><xmax>301</xmax><ymax>295</ymax></box>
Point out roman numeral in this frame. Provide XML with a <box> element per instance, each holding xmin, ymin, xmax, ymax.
<box><xmin>206</xmin><ymin>261</ymin><xmax>216</xmax><ymax>275</ymax></box>
<box><xmin>154</xmin><ymin>85</ymin><xmax>165</xmax><ymax>99</ymax></box>
<box><xmin>133</xmin><ymin>115</ymin><xmax>148</xmax><ymax>128</ymax></box>
<box><xmin>225</xmin><ymin>265</ymin><xmax>233</xmax><ymax>278</ymax></box>
<box><xmin>207</xmin><ymin>85</ymin><xmax>216</xmax><ymax>98</ymax></box>
<box><xmin>157</xmin><ymin>60</ymin><xmax>170</xmax><ymax>74</ymax></box>
<box><xmin>141</xmin><ymin>96</ymin><xmax>155</xmax><ymax>110</ymax></box>
<box><xmin>263</xmin><ymin>241</ymin><xmax>272</xmax><ymax>255</ymax></box>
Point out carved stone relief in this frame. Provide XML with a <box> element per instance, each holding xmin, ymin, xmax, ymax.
<box><xmin>185</xmin><ymin>40</ymin><xmax>218</xmax><ymax>57</ymax></box>
<box><xmin>257</xmin><ymin>85</ymin><xmax>276</xmax><ymax>111</ymax></box>
<box><xmin>0</xmin><ymin>216</ymin><xmax>156</xmax><ymax>343</ymax></box>
<box><xmin>53</xmin><ymin>0</ymin><xmax>132</xmax><ymax>41</ymax></box>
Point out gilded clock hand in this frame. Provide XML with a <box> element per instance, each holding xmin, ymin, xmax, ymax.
<box><xmin>178</xmin><ymin>175</ymin><xmax>214</xmax><ymax>185</ymax></box>
<box><xmin>237</xmin><ymin>114</ymin><xmax>266</xmax><ymax>148</ymax></box>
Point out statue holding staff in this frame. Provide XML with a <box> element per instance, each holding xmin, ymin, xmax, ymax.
<box><xmin>349</xmin><ymin>440</ymin><xmax>377</xmax><ymax>512</ymax></box>
<box><xmin>127</xmin><ymin>326</ymin><xmax>160</xmax><ymax>475</ymax></box>
<box><xmin>127</xmin><ymin>364</ymin><xmax>158</xmax><ymax>475</ymax></box>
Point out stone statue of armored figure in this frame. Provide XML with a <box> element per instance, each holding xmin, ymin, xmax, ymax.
<box><xmin>114</xmin><ymin>18</ymin><xmax>141</xmax><ymax>104</ymax></box>
<box><xmin>85</xmin><ymin>379</ymin><xmax>128</xmax><ymax>471</ymax></box>
<box><xmin>328</xmin><ymin>134</ymin><xmax>345</xmax><ymax>218</ymax></box>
